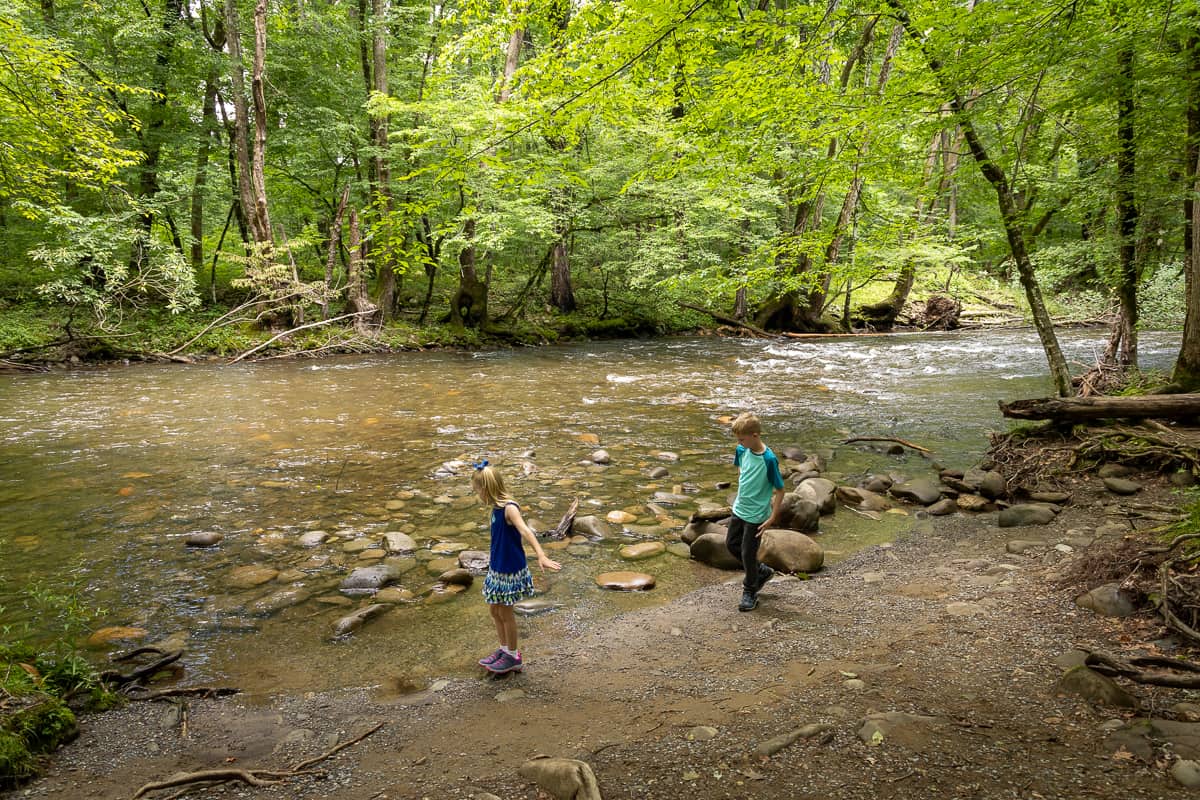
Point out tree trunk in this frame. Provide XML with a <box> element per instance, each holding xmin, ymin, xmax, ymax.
<box><xmin>324</xmin><ymin>185</ymin><xmax>351</xmax><ymax>319</ymax></box>
<box><xmin>999</xmin><ymin>395</ymin><xmax>1200</xmax><ymax>421</ymax></box>
<box><xmin>190</xmin><ymin>75</ymin><xmax>220</xmax><ymax>282</ymax></box>
<box><xmin>369</xmin><ymin>0</ymin><xmax>396</xmax><ymax>321</ymax></box>
<box><xmin>1112</xmin><ymin>42</ymin><xmax>1139</xmax><ymax>368</ymax></box>
<box><xmin>344</xmin><ymin>207</ymin><xmax>379</xmax><ymax>333</ymax></box>
<box><xmin>225</xmin><ymin>0</ymin><xmax>263</xmax><ymax>246</ymax></box>
<box><xmin>1175</xmin><ymin>18</ymin><xmax>1200</xmax><ymax>392</ymax></box>
<box><xmin>449</xmin><ymin>218</ymin><xmax>488</xmax><ymax>328</ymax></box>
<box><xmin>248</xmin><ymin>0</ymin><xmax>272</xmax><ymax>245</ymax></box>
<box><xmin>887</xmin><ymin>0</ymin><xmax>1071</xmax><ymax>397</ymax></box>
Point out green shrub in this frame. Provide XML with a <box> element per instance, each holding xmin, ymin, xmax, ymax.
<box><xmin>0</xmin><ymin>730</ymin><xmax>39</xmax><ymax>788</ymax></box>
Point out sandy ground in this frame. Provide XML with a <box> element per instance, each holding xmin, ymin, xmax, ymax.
<box><xmin>6</xmin><ymin>477</ymin><xmax>1195</xmax><ymax>800</ymax></box>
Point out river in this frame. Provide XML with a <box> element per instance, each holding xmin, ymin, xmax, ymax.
<box><xmin>0</xmin><ymin>330</ymin><xmax>1182</xmax><ymax>696</ymax></box>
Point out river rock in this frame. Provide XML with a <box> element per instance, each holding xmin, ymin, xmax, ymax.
<box><xmin>681</xmin><ymin>519</ymin><xmax>727</xmax><ymax>545</ymax></box>
<box><xmin>926</xmin><ymin>498</ymin><xmax>958</xmax><ymax>516</ymax></box>
<box><xmin>861</xmin><ymin>474</ymin><xmax>893</xmax><ymax>494</ymax></box>
<box><xmin>458</xmin><ymin>550</ymin><xmax>489</xmax><ymax>573</ymax></box>
<box><xmin>963</xmin><ymin>468</ymin><xmax>1007</xmax><ymax>499</ymax></box>
<box><xmin>185</xmin><ymin>531</ymin><xmax>224</xmax><ymax>548</ymax></box>
<box><xmin>339</xmin><ymin>564</ymin><xmax>402</xmax><ymax>593</ymax></box>
<box><xmin>590</xmin><ymin>449</ymin><xmax>611</xmax><ymax>465</ymax></box>
<box><xmin>425</xmin><ymin>584</ymin><xmax>466</xmax><ymax>604</ymax></box>
<box><xmin>342</xmin><ymin>538</ymin><xmax>377</xmax><ymax>554</ymax></box>
<box><xmin>956</xmin><ymin>494</ymin><xmax>992</xmax><ymax>512</ymax></box>
<box><xmin>666</xmin><ymin>542</ymin><xmax>691</xmax><ymax>558</ymax></box>
<box><xmin>430</xmin><ymin>541</ymin><xmax>469</xmax><ymax>555</ymax></box>
<box><xmin>298</xmin><ymin>531</ymin><xmax>328</xmax><ymax>547</ymax></box>
<box><xmin>777</xmin><ymin>493</ymin><xmax>819</xmax><ymax>533</ymax></box>
<box><xmin>228</xmin><ymin>565</ymin><xmax>280</xmax><ymax>589</ymax></box>
<box><xmin>518</xmin><ymin>758</ymin><xmax>602</xmax><ymax>800</ymax></box>
<box><xmin>438</xmin><ymin>568</ymin><xmax>473</xmax><ymax>587</ymax></box>
<box><xmin>647</xmin><ymin>466</ymin><xmax>670</xmax><ymax>479</ymax></box>
<box><xmin>689</xmin><ymin>532</ymin><xmax>741</xmax><ymax>570</ymax></box>
<box><xmin>889</xmin><ymin>479</ymin><xmax>942</xmax><ymax>506</ymax></box>
<box><xmin>250</xmin><ymin>588</ymin><xmax>312</xmax><ymax>616</ymax></box>
<box><xmin>836</xmin><ymin>486</ymin><xmax>892</xmax><ymax>512</ymax></box>
<box><xmin>426</xmin><ymin>557</ymin><xmax>459</xmax><ymax>574</ymax></box>
<box><xmin>692</xmin><ymin>503</ymin><xmax>732</xmax><ymax>521</ymax></box>
<box><xmin>1075</xmin><ymin>583</ymin><xmax>1138</xmax><ymax>617</ymax></box>
<box><xmin>652</xmin><ymin>491</ymin><xmax>690</xmax><ymax>505</ymax></box>
<box><xmin>595</xmin><ymin>571</ymin><xmax>656</xmax><ymax>591</ymax></box>
<box><xmin>758</xmin><ymin>529</ymin><xmax>823</xmax><ymax>574</ymax></box>
<box><xmin>1171</xmin><ymin>470</ymin><xmax>1198</xmax><ymax>487</ymax></box>
<box><xmin>794</xmin><ymin>478</ymin><xmax>837</xmax><ymax>515</ymax></box>
<box><xmin>606</xmin><ymin>510</ymin><xmax>637</xmax><ymax>524</ymax></box>
<box><xmin>1098</xmin><ymin>463</ymin><xmax>1135</xmax><ymax>478</ymax></box>
<box><xmin>331</xmin><ymin>604</ymin><xmax>389</xmax><ymax>637</ymax></box>
<box><xmin>654</xmin><ymin>451</ymin><xmax>680</xmax><ymax>462</ymax></box>
<box><xmin>514</xmin><ymin>598</ymin><xmax>560</xmax><ymax>616</ymax></box>
<box><xmin>384</xmin><ymin>532</ymin><xmax>417</xmax><ymax>553</ymax></box>
<box><xmin>1102</xmin><ymin>477</ymin><xmax>1142</xmax><ymax>496</ymax></box>
<box><xmin>998</xmin><ymin>504</ymin><xmax>1057</xmax><ymax>527</ymax></box>
<box><xmin>1172</xmin><ymin>760</ymin><xmax>1200</xmax><ymax>788</ymax></box>
<box><xmin>375</xmin><ymin>587</ymin><xmax>415</xmax><ymax>603</ymax></box>
<box><xmin>1058</xmin><ymin>666</ymin><xmax>1138</xmax><ymax>708</ymax></box>
<box><xmin>1028</xmin><ymin>490</ymin><xmax>1071</xmax><ymax>504</ymax></box>
<box><xmin>619</xmin><ymin>541</ymin><xmax>666</xmax><ymax>560</ymax></box>
<box><xmin>572</xmin><ymin>515</ymin><xmax>612</xmax><ymax>540</ymax></box>
<box><xmin>86</xmin><ymin>626</ymin><xmax>148</xmax><ymax>648</ymax></box>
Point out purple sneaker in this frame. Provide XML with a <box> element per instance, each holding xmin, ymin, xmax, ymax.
<box><xmin>478</xmin><ymin>648</ymin><xmax>505</xmax><ymax>668</ymax></box>
<box><xmin>487</xmin><ymin>650</ymin><xmax>523</xmax><ymax>674</ymax></box>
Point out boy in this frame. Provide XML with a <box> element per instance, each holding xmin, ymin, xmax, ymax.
<box><xmin>726</xmin><ymin>412</ymin><xmax>785</xmax><ymax>612</ymax></box>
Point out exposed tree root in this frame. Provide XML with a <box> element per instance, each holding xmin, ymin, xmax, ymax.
<box><xmin>1082</xmin><ymin>649</ymin><xmax>1200</xmax><ymax>688</ymax></box>
<box><xmin>132</xmin><ymin>720</ymin><xmax>385</xmax><ymax>798</ymax></box>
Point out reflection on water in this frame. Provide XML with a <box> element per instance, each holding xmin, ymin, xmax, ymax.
<box><xmin>0</xmin><ymin>330</ymin><xmax>1181</xmax><ymax>693</ymax></box>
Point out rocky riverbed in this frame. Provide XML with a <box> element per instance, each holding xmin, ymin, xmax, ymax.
<box><xmin>7</xmin><ymin>472</ymin><xmax>1198</xmax><ymax>800</ymax></box>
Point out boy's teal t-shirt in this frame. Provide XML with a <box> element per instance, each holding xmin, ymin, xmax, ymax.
<box><xmin>732</xmin><ymin>444</ymin><xmax>784</xmax><ymax>524</ymax></box>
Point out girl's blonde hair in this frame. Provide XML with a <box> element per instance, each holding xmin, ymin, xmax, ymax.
<box><xmin>472</xmin><ymin>464</ymin><xmax>514</xmax><ymax>507</ymax></box>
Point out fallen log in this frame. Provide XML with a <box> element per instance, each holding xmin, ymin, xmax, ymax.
<box><xmin>999</xmin><ymin>395</ymin><xmax>1200</xmax><ymax>421</ymax></box>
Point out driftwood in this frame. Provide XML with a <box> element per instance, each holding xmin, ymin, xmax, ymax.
<box><xmin>678</xmin><ymin>303</ymin><xmax>778</xmax><ymax>338</ymax></box>
<box><xmin>1082</xmin><ymin>649</ymin><xmax>1200</xmax><ymax>689</ymax></box>
<box><xmin>843</xmin><ymin>436</ymin><xmax>931</xmax><ymax>454</ymax></box>
<box><xmin>999</xmin><ymin>395</ymin><xmax>1200</xmax><ymax>421</ymax></box>
<box><xmin>132</xmin><ymin>720</ymin><xmax>385</xmax><ymax>798</ymax></box>
<box><xmin>102</xmin><ymin>650</ymin><xmax>183</xmax><ymax>689</ymax></box>
<box><xmin>542</xmin><ymin>498</ymin><xmax>579</xmax><ymax>540</ymax></box>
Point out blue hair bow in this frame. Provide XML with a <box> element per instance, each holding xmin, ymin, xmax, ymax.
<box><xmin>473</xmin><ymin>459</ymin><xmax>489</xmax><ymax>471</ymax></box>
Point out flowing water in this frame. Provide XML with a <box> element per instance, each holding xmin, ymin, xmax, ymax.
<box><xmin>0</xmin><ymin>330</ymin><xmax>1182</xmax><ymax>696</ymax></box>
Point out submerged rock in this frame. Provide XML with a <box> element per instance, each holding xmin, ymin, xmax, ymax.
<box><xmin>595</xmin><ymin>571</ymin><xmax>655</xmax><ymax>591</ymax></box>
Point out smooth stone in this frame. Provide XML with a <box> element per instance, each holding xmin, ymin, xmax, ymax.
<box><xmin>889</xmin><ymin>479</ymin><xmax>943</xmax><ymax>506</ymax></box>
<box><xmin>374</xmin><ymin>587</ymin><xmax>415</xmax><ymax>603</ymax></box>
<box><xmin>572</xmin><ymin>515</ymin><xmax>612</xmax><ymax>540</ymax></box>
<box><xmin>1102</xmin><ymin>477</ymin><xmax>1142</xmax><ymax>496</ymax></box>
<box><xmin>1172</xmin><ymin>760</ymin><xmax>1200</xmax><ymax>788</ymax></box>
<box><xmin>339</xmin><ymin>564</ymin><xmax>402</xmax><ymax>592</ymax></box>
<box><xmin>1028</xmin><ymin>490</ymin><xmax>1071</xmax><ymax>504</ymax></box>
<box><xmin>596</xmin><ymin>571</ymin><xmax>656</xmax><ymax>591</ymax></box>
<box><xmin>430</xmin><ymin>541</ymin><xmax>469</xmax><ymax>555</ymax></box>
<box><xmin>654</xmin><ymin>451</ymin><xmax>680</xmax><ymax>462</ymax></box>
<box><xmin>685</xmin><ymin>726</ymin><xmax>719</xmax><ymax>742</ymax></box>
<box><xmin>342</xmin><ymin>539</ymin><xmax>377</xmax><ymax>553</ymax></box>
<box><xmin>857</xmin><ymin>712</ymin><xmax>940</xmax><ymax>750</ymax></box>
<box><xmin>956</xmin><ymin>494</ymin><xmax>992</xmax><ymax>512</ymax></box>
<box><xmin>1006</xmin><ymin>539</ymin><xmax>1046</xmax><ymax>554</ymax></box>
<box><xmin>688</xmin><ymin>532</ymin><xmax>742</xmax><ymax>570</ymax></box>
<box><xmin>86</xmin><ymin>626</ymin><xmax>148</xmax><ymax>647</ymax></box>
<box><xmin>681</xmin><ymin>519</ymin><xmax>727</xmax><ymax>545</ymax></box>
<box><xmin>185</xmin><ymin>531</ymin><xmax>224</xmax><ymax>548</ymax></box>
<box><xmin>1171</xmin><ymin>470</ymin><xmax>1198</xmax><ymax>487</ymax></box>
<box><xmin>250</xmin><ymin>588</ymin><xmax>312</xmax><ymax>616</ymax></box>
<box><xmin>758</xmin><ymin>529</ymin><xmax>823</xmax><ymax>573</ymax></box>
<box><xmin>666</xmin><ymin>542</ymin><xmax>692</xmax><ymax>558</ymax></box>
<box><xmin>606</xmin><ymin>510</ymin><xmax>637</xmax><ymax>524</ymax></box>
<box><xmin>591</xmin><ymin>449</ymin><xmax>611</xmax><ymax>465</ymax></box>
<box><xmin>998</xmin><ymin>505</ymin><xmax>1056</xmax><ymax>527</ymax></box>
<box><xmin>518</xmin><ymin>758</ymin><xmax>601</xmax><ymax>799</ymax></box>
<box><xmin>648</xmin><ymin>466</ymin><xmax>670</xmax><ymax>479</ymax></box>
<box><xmin>1097</xmin><ymin>463</ymin><xmax>1134</xmax><ymax>478</ymax></box>
<box><xmin>274</xmin><ymin>569</ymin><xmax>305</xmax><ymax>583</ymax></box>
<box><xmin>384</xmin><ymin>532</ymin><xmax>417</xmax><ymax>553</ymax></box>
<box><xmin>227</xmin><ymin>565</ymin><xmax>279</xmax><ymax>588</ymax></box>
<box><xmin>514</xmin><ymin>598</ymin><xmax>560</xmax><ymax>616</ymax></box>
<box><xmin>425</xmin><ymin>584</ymin><xmax>466</xmax><ymax>604</ymax></box>
<box><xmin>385</xmin><ymin>500</ymin><xmax>406</xmax><ymax>510</ymax></box>
<box><xmin>926</xmin><ymin>498</ymin><xmax>958</xmax><ymax>516</ymax></box>
<box><xmin>331</xmin><ymin>604</ymin><xmax>389</xmax><ymax>637</ymax></box>
<box><xmin>652</xmin><ymin>491</ymin><xmax>690</xmax><ymax>505</ymax></box>
<box><xmin>459</xmin><ymin>550</ymin><xmax>490</xmax><ymax>572</ymax></box>
<box><xmin>1075</xmin><ymin>583</ymin><xmax>1137</xmax><ymax>617</ymax></box>
<box><xmin>619</xmin><ymin>541</ymin><xmax>666</xmax><ymax>560</ymax></box>
<box><xmin>438</xmin><ymin>568</ymin><xmax>473</xmax><ymax>587</ymax></box>
<box><xmin>357</xmin><ymin>548</ymin><xmax>387</xmax><ymax>560</ymax></box>
<box><xmin>298</xmin><ymin>531</ymin><xmax>328</xmax><ymax>547</ymax></box>
<box><xmin>1058</xmin><ymin>666</ymin><xmax>1138</xmax><ymax>708</ymax></box>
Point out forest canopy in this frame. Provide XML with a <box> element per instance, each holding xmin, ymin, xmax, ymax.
<box><xmin>0</xmin><ymin>0</ymin><xmax>1197</xmax><ymax>391</ymax></box>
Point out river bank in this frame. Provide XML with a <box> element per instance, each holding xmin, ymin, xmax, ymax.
<box><xmin>10</xmin><ymin>468</ymin><xmax>1194</xmax><ymax>800</ymax></box>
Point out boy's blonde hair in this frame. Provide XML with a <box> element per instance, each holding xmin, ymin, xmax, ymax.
<box><xmin>472</xmin><ymin>464</ymin><xmax>514</xmax><ymax>507</ymax></box>
<box><xmin>731</xmin><ymin>412</ymin><xmax>762</xmax><ymax>435</ymax></box>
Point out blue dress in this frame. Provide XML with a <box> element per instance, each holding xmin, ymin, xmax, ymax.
<box><xmin>482</xmin><ymin>502</ymin><xmax>535</xmax><ymax>605</ymax></box>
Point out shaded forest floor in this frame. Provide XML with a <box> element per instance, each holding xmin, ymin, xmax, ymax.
<box><xmin>9</xmin><ymin>473</ymin><xmax>1196</xmax><ymax>800</ymax></box>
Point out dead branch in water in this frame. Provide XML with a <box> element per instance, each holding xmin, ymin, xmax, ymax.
<box><xmin>843</xmin><ymin>436</ymin><xmax>931</xmax><ymax>454</ymax></box>
<box><xmin>542</xmin><ymin>498</ymin><xmax>579</xmax><ymax>540</ymax></box>
<box><xmin>132</xmin><ymin>721</ymin><xmax>385</xmax><ymax>798</ymax></box>
<box><xmin>228</xmin><ymin>310</ymin><xmax>377</xmax><ymax>363</ymax></box>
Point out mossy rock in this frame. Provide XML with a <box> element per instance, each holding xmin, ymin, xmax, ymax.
<box><xmin>0</xmin><ymin>694</ymin><xmax>79</xmax><ymax>788</ymax></box>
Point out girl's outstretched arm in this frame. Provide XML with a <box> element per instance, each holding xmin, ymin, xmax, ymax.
<box><xmin>506</xmin><ymin>503</ymin><xmax>562</xmax><ymax>572</ymax></box>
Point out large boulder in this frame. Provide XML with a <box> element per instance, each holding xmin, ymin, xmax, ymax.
<box><xmin>963</xmin><ymin>468</ymin><xmax>1007</xmax><ymax>499</ymax></box>
<box><xmin>836</xmin><ymin>486</ymin><xmax>892</xmax><ymax>512</ymax></box>
<box><xmin>689</xmin><ymin>532</ymin><xmax>741</xmax><ymax>570</ymax></box>
<box><xmin>571</xmin><ymin>515</ymin><xmax>612</xmax><ymax>540</ymax></box>
<box><xmin>889</xmin><ymin>479</ymin><xmax>942</xmax><ymax>506</ymax></box>
<box><xmin>777</xmin><ymin>493</ymin><xmax>819</xmax><ymax>533</ymax></box>
<box><xmin>339</xmin><ymin>564</ymin><xmax>402</xmax><ymax>593</ymax></box>
<box><xmin>794</xmin><ymin>478</ymin><xmax>837</xmax><ymax>515</ymax></box>
<box><xmin>998</xmin><ymin>504</ymin><xmax>1057</xmax><ymax>528</ymax></box>
<box><xmin>758</xmin><ymin>529</ymin><xmax>823</xmax><ymax>574</ymax></box>
<box><xmin>681</xmin><ymin>519</ymin><xmax>727</xmax><ymax>545</ymax></box>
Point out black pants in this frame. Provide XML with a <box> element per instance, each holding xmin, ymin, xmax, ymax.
<box><xmin>725</xmin><ymin>514</ymin><xmax>763</xmax><ymax>591</ymax></box>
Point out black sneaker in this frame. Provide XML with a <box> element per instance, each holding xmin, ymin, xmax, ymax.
<box><xmin>738</xmin><ymin>590</ymin><xmax>758</xmax><ymax>612</ymax></box>
<box><xmin>754</xmin><ymin>564</ymin><xmax>775</xmax><ymax>593</ymax></box>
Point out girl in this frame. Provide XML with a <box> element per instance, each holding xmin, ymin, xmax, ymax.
<box><xmin>472</xmin><ymin>461</ymin><xmax>561</xmax><ymax>674</ymax></box>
